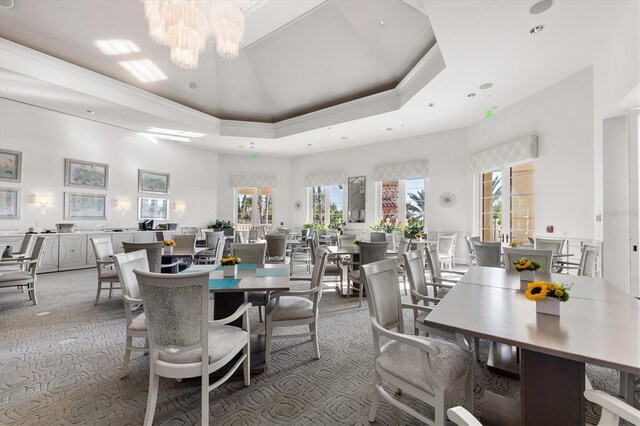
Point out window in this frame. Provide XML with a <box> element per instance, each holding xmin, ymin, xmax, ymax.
<box><xmin>481</xmin><ymin>171</ymin><xmax>502</xmax><ymax>242</ymax></box>
<box><xmin>405</xmin><ymin>178</ymin><xmax>425</xmax><ymax>221</ymax></box>
<box><xmin>381</xmin><ymin>181</ymin><xmax>400</xmax><ymax>221</ymax></box>
<box><xmin>510</xmin><ymin>163</ymin><xmax>535</xmax><ymax>242</ymax></box>
<box><xmin>378</xmin><ymin>179</ymin><xmax>425</xmax><ymax>223</ymax></box>
<box><xmin>310</xmin><ymin>185</ymin><xmax>344</xmax><ymax>226</ymax></box>
<box><xmin>235</xmin><ymin>187</ymin><xmax>273</xmax><ymax>231</ymax></box>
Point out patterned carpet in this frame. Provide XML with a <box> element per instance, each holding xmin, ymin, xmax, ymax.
<box><xmin>0</xmin><ymin>267</ymin><xmax>620</xmax><ymax>425</ymax></box>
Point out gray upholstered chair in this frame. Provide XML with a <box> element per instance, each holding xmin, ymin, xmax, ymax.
<box><xmin>471</xmin><ymin>241</ymin><xmax>502</xmax><ymax>267</ymax></box>
<box><xmin>425</xmin><ymin>244</ymin><xmax>464</xmax><ymax>298</ymax></box>
<box><xmin>309</xmin><ymin>234</ymin><xmax>343</xmax><ymax>289</ymax></box>
<box><xmin>0</xmin><ymin>234</ymin><xmax>35</xmax><ymax>272</ymax></box>
<box><xmin>265</xmin><ymin>234</ymin><xmax>288</xmax><ymax>263</ymax></box>
<box><xmin>347</xmin><ymin>241</ymin><xmax>388</xmax><ymax>307</ymax></box>
<box><xmin>122</xmin><ymin>241</ymin><xmax>176</xmax><ymax>273</ymax></box>
<box><xmin>173</xmin><ymin>234</ymin><xmax>196</xmax><ymax>250</ymax></box>
<box><xmin>337</xmin><ymin>234</ymin><xmax>357</xmax><ymax>247</ymax></box>
<box><xmin>464</xmin><ymin>236</ymin><xmax>480</xmax><ymax>265</ymax></box>
<box><xmin>395</xmin><ymin>237</ymin><xmax>411</xmax><ymax>295</ymax></box>
<box><xmin>534</xmin><ymin>237</ymin><xmax>564</xmax><ymax>255</ymax></box>
<box><xmin>503</xmin><ymin>248</ymin><xmax>553</xmax><ymax>273</ymax></box>
<box><xmin>265</xmin><ymin>248</ymin><xmax>329</xmax><ymax>367</ymax></box>
<box><xmin>135</xmin><ymin>269</ymin><xmax>251</xmax><ymax>426</ymax></box>
<box><xmin>90</xmin><ymin>237</ymin><xmax>121</xmax><ymax>304</ymax></box>
<box><xmin>437</xmin><ymin>234</ymin><xmax>457</xmax><ymax>270</ymax></box>
<box><xmin>370</xmin><ymin>232</ymin><xmax>387</xmax><ymax>242</ymax></box>
<box><xmin>248</xmin><ymin>228</ymin><xmax>259</xmax><ymax>242</ymax></box>
<box><xmin>361</xmin><ymin>258</ymin><xmax>473</xmax><ymax>425</ymax></box>
<box><xmin>204</xmin><ymin>231</ymin><xmax>225</xmax><ymax>254</ymax></box>
<box><xmin>556</xmin><ymin>243</ymin><xmax>599</xmax><ymax>276</ymax></box>
<box><xmin>0</xmin><ymin>236</ymin><xmax>45</xmax><ymax>305</ymax></box>
<box><xmin>231</xmin><ymin>242</ymin><xmax>268</xmax><ymax>321</ymax></box>
<box><xmin>113</xmin><ymin>250</ymin><xmax>149</xmax><ymax>377</ymax></box>
<box><xmin>193</xmin><ymin>237</ymin><xmax>226</xmax><ymax>266</ymax></box>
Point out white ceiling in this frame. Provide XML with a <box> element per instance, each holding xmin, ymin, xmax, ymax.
<box><xmin>0</xmin><ymin>0</ymin><xmax>633</xmax><ymax>157</ymax></box>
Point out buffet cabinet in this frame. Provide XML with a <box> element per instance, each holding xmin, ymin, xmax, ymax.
<box><xmin>0</xmin><ymin>231</ymin><xmax>161</xmax><ymax>273</ymax></box>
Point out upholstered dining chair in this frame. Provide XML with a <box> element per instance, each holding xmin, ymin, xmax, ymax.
<box><xmin>122</xmin><ymin>241</ymin><xmax>178</xmax><ymax>273</ymax></box>
<box><xmin>337</xmin><ymin>234</ymin><xmax>357</xmax><ymax>247</ymax></box>
<box><xmin>193</xmin><ymin>237</ymin><xmax>226</xmax><ymax>266</ymax></box>
<box><xmin>173</xmin><ymin>234</ymin><xmax>197</xmax><ymax>249</ymax></box>
<box><xmin>425</xmin><ymin>244</ymin><xmax>464</xmax><ymax>298</ymax></box>
<box><xmin>556</xmin><ymin>243</ymin><xmax>599</xmax><ymax>276</ymax></box>
<box><xmin>265</xmin><ymin>234</ymin><xmax>288</xmax><ymax>263</ymax></box>
<box><xmin>264</xmin><ymin>248</ymin><xmax>329</xmax><ymax>367</ymax></box>
<box><xmin>204</xmin><ymin>231</ymin><xmax>225</xmax><ymax>254</ymax></box>
<box><xmin>231</xmin><ymin>242</ymin><xmax>269</xmax><ymax>321</ymax></box>
<box><xmin>370</xmin><ymin>232</ymin><xmax>387</xmax><ymax>243</ymax></box>
<box><xmin>471</xmin><ymin>241</ymin><xmax>502</xmax><ymax>267</ymax></box>
<box><xmin>248</xmin><ymin>228</ymin><xmax>259</xmax><ymax>242</ymax></box>
<box><xmin>584</xmin><ymin>390</ymin><xmax>640</xmax><ymax>426</ymax></box>
<box><xmin>309</xmin><ymin>234</ymin><xmax>343</xmax><ymax>289</ymax></box>
<box><xmin>437</xmin><ymin>234</ymin><xmax>457</xmax><ymax>270</ymax></box>
<box><xmin>0</xmin><ymin>236</ymin><xmax>45</xmax><ymax>305</ymax></box>
<box><xmin>347</xmin><ymin>241</ymin><xmax>388</xmax><ymax>307</ymax></box>
<box><xmin>464</xmin><ymin>236</ymin><xmax>480</xmax><ymax>265</ymax></box>
<box><xmin>113</xmin><ymin>250</ymin><xmax>149</xmax><ymax>377</ymax></box>
<box><xmin>135</xmin><ymin>270</ymin><xmax>251</xmax><ymax>426</ymax></box>
<box><xmin>361</xmin><ymin>258</ymin><xmax>474</xmax><ymax>426</ymax></box>
<box><xmin>90</xmin><ymin>237</ymin><xmax>121</xmax><ymax>304</ymax></box>
<box><xmin>503</xmin><ymin>248</ymin><xmax>553</xmax><ymax>273</ymax></box>
<box><xmin>0</xmin><ymin>234</ymin><xmax>35</xmax><ymax>273</ymax></box>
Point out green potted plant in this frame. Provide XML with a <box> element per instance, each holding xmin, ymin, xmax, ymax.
<box><xmin>301</xmin><ymin>222</ymin><xmax>315</xmax><ymax>237</ymax></box>
<box><xmin>208</xmin><ymin>219</ymin><xmax>234</xmax><ymax>236</ymax></box>
<box><xmin>404</xmin><ymin>217</ymin><xmax>424</xmax><ymax>238</ymax></box>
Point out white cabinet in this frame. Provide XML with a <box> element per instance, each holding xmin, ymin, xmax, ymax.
<box><xmin>38</xmin><ymin>235</ymin><xmax>60</xmax><ymax>273</ymax></box>
<box><xmin>112</xmin><ymin>232</ymin><xmax>135</xmax><ymax>254</ymax></box>
<box><xmin>59</xmin><ymin>234</ymin><xmax>88</xmax><ymax>271</ymax></box>
<box><xmin>134</xmin><ymin>231</ymin><xmax>156</xmax><ymax>243</ymax></box>
<box><xmin>87</xmin><ymin>234</ymin><xmax>110</xmax><ymax>266</ymax></box>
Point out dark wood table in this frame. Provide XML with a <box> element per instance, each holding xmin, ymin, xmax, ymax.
<box><xmin>183</xmin><ymin>263</ymin><xmax>290</xmax><ymax>373</ymax></box>
<box><xmin>424</xmin><ymin>266</ymin><xmax>640</xmax><ymax>425</ymax></box>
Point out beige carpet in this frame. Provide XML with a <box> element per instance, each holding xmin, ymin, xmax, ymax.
<box><xmin>0</xmin><ymin>267</ymin><xmax>619</xmax><ymax>425</ymax></box>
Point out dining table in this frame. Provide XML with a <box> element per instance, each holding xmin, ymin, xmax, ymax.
<box><xmin>424</xmin><ymin>266</ymin><xmax>640</xmax><ymax>425</ymax></box>
<box><xmin>182</xmin><ymin>263</ymin><xmax>290</xmax><ymax>374</ymax></box>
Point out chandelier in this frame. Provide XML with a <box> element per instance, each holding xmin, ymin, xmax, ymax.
<box><xmin>143</xmin><ymin>0</ymin><xmax>257</xmax><ymax>69</ymax></box>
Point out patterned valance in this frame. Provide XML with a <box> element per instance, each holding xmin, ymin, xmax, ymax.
<box><xmin>304</xmin><ymin>171</ymin><xmax>346</xmax><ymax>187</ymax></box>
<box><xmin>230</xmin><ymin>175</ymin><xmax>277</xmax><ymax>188</ymax></box>
<box><xmin>469</xmin><ymin>135</ymin><xmax>538</xmax><ymax>172</ymax></box>
<box><xmin>373</xmin><ymin>160</ymin><xmax>429</xmax><ymax>181</ymax></box>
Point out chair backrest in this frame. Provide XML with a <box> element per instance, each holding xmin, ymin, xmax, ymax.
<box><xmin>181</xmin><ymin>228</ymin><xmax>198</xmax><ymax>236</ymax></box>
<box><xmin>135</xmin><ymin>269</ymin><xmax>209</xmax><ymax>354</ymax></box>
<box><xmin>337</xmin><ymin>234</ymin><xmax>357</xmax><ymax>247</ymax></box>
<box><xmin>397</xmin><ymin>238</ymin><xmax>411</xmax><ymax>266</ymax></box>
<box><xmin>361</xmin><ymin>258</ymin><xmax>403</xmax><ymax>332</ymax></box>
<box><xmin>265</xmin><ymin>234</ymin><xmax>287</xmax><ymax>258</ymax></box>
<box><xmin>18</xmin><ymin>234</ymin><xmax>34</xmax><ymax>256</ymax></box>
<box><xmin>425</xmin><ymin>243</ymin><xmax>443</xmax><ymax>279</ymax></box>
<box><xmin>91</xmin><ymin>237</ymin><xmax>114</xmax><ymax>263</ymax></box>
<box><xmin>236</xmin><ymin>231</ymin><xmax>248</xmax><ymax>244</ymax></box>
<box><xmin>464</xmin><ymin>236</ymin><xmax>480</xmax><ymax>256</ymax></box>
<box><xmin>584</xmin><ymin>389</ymin><xmax>640</xmax><ymax>426</ymax></box>
<box><xmin>29</xmin><ymin>237</ymin><xmax>46</xmax><ymax>270</ymax></box>
<box><xmin>248</xmin><ymin>229</ymin><xmax>259</xmax><ymax>241</ymax></box>
<box><xmin>113</xmin><ymin>250</ymin><xmax>149</xmax><ymax>301</ymax></box>
<box><xmin>205</xmin><ymin>231</ymin><xmax>225</xmax><ymax>251</ymax></box>
<box><xmin>535</xmin><ymin>237</ymin><xmax>564</xmax><ymax>254</ymax></box>
<box><xmin>579</xmin><ymin>244</ymin><xmax>599</xmax><ymax>277</ymax></box>
<box><xmin>156</xmin><ymin>231</ymin><xmax>173</xmax><ymax>241</ymax></box>
<box><xmin>437</xmin><ymin>234</ymin><xmax>456</xmax><ymax>256</ymax></box>
<box><xmin>214</xmin><ymin>237</ymin><xmax>227</xmax><ymax>265</ymax></box>
<box><xmin>122</xmin><ymin>241</ymin><xmax>163</xmax><ymax>273</ymax></box>
<box><xmin>403</xmin><ymin>249</ymin><xmax>428</xmax><ymax>305</ymax></box>
<box><xmin>503</xmin><ymin>248</ymin><xmax>553</xmax><ymax>273</ymax></box>
<box><xmin>230</xmin><ymin>242</ymin><xmax>266</xmax><ymax>265</ymax></box>
<box><xmin>370</xmin><ymin>232</ymin><xmax>387</xmax><ymax>242</ymax></box>
<box><xmin>359</xmin><ymin>241</ymin><xmax>389</xmax><ymax>266</ymax></box>
<box><xmin>311</xmin><ymin>247</ymin><xmax>329</xmax><ymax>304</ymax></box>
<box><xmin>173</xmin><ymin>234</ymin><xmax>196</xmax><ymax>250</ymax></box>
<box><xmin>472</xmin><ymin>241</ymin><xmax>502</xmax><ymax>267</ymax></box>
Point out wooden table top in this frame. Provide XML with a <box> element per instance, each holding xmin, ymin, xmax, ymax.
<box><xmin>184</xmin><ymin>263</ymin><xmax>290</xmax><ymax>293</ymax></box>
<box><xmin>424</xmin><ymin>267</ymin><xmax>640</xmax><ymax>374</ymax></box>
<box><xmin>161</xmin><ymin>247</ymin><xmax>206</xmax><ymax>258</ymax></box>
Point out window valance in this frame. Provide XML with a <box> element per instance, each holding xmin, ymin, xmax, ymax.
<box><xmin>469</xmin><ymin>135</ymin><xmax>538</xmax><ymax>172</ymax></box>
<box><xmin>230</xmin><ymin>175</ymin><xmax>277</xmax><ymax>188</ymax></box>
<box><xmin>372</xmin><ymin>160</ymin><xmax>429</xmax><ymax>181</ymax></box>
<box><xmin>304</xmin><ymin>171</ymin><xmax>346</xmax><ymax>187</ymax></box>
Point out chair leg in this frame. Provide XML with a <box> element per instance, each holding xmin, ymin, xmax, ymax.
<box><xmin>108</xmin><ymin>282</ymin><xmax>114</xmax><ymax>298</ymax></box>
<box><xmin>474</xmin><ymin>337</ymin><xmax>481</xmax><ymax>362</ymax></box>
<box><xmin>265</xmin><ymin>321</ymin><xmax>272</xmax><ymax>368</ymax></box>
<box><xmin>359</xmin><ymin>282</ymin><xmax>363</xmax><ymax>308</ymax></box>
<box><xmin>201</xmin><ymin>371</ymin><xmax>209</xmax><ymax>425</ymax></box>
<box><xmin>369</xmin><ymin>373</ymin><xmax>381</xmax><ymax>423</ymax></box>
<box><xmin>465</xmin><ymin>361</ymin><xmax>474</xmax><ymax>412</ymax></box>
<box><xmin>31</xmin><ymin>282</ymin><xmax>37</xmax><ymax>305</ymax></box>
<box><xmin>122</xmin><ymin>335</ymin><xmax>133</xmax><ymax>377</ymax></box>
<box><xmin>435</xmin><ymin>395</ymin><xmax>446</xmax><ymax>426</ymax></box>
<box><xmin>403</xmin><ymin>271</ymin><xmax>408</xmax><ymax>295</ymax></box>
<box><xmin>243</xmin><ymin>342</ymin><xmax>250</xmax><ymax>386</ymax></box>
<box><xmin>143</xmin><ymin>366</ymin><xmax>160</xmax><ymax>426</ymax></box>
<box><xmin>310</xmin><ymin>322</ymin><xmax>320</xmax><ymax>359</ymax></box>
<box><xmin>258</xmin><ymin>306</ymin><xmax>263</xmax><ymax>323</ymax></box>
<box><xmin>94</xmin><ymin>282</ymin><xmax>102</xmax><ymax>305</ymax></box>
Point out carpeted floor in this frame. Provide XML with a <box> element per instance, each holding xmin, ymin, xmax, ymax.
<box><xmin>0</xmin><ymin>267</ymin><xmax>619</xmax><ymax>425</ymax></box>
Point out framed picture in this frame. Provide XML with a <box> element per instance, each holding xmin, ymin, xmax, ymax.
<box><xmin>64</xmin><ymin>192</ymin><xmax>108</xmax><ymax>220</ymax></box>
<box><xmin>0</xmin><ymin>149</ymin><xmax>22</xmax><ymax>182</ymax></box>
<box><xmin>0</xmin><ymin>188</ymin><xmax>20</xmax><ymax>219</ymax></box>
<box><xmin>65</xmin><ymin>158</ymin><xmax>109</xmax><ymax>189</ymax></box>
<box><xmin>138</xmin><ymin>169</ymin><xmax>170</xmax><ymax>194</ymax></box>
<box><xmin>138</xmin><ymin>197</ymin><xmax>169</xmax><ymax>220</ymax></box>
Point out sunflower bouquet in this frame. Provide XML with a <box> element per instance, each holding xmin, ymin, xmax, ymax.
<box><xmin>220</xmin><ymin>256</ymin><xmax>241</xmax><ymax>266</ymax></box>
<box><xmin>513</xmin><ymin>257</ymin><xmax>542</xmax><ymax>271</ymax></box>
<box><xmin>414</xmin><ymin>232</ymin><xmax>425</xmax><ymax>240</ymax></box>
<box><xmin>162</xmin><ymin>239</ymin><xmax>176</xmax><ymax>247</ymax></box>
<box><xmin>508</xmin><ymin>240</ymin><xmax>523</xmax><ymax>248</ymax></box>
<box><xmin>525</xmin><ymin>281</ymin><xmax>570</xmax><ymax>302</ymax></box>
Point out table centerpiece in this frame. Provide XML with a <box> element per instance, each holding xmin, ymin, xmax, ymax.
<box><xmin>514</xmin><ymin>257</ymin><xmax>542</xmax><ymax>289</ymax></box>
<box><xmin>525</xmin><ymin>281</ymin><xmax>570</xmax><ymax>316</ymax></box>
<box><xmin>162</xmin><ymin>239</ymin><xmax>176</xmax><ymax>253</ymax></box>
<box><xmin>221</xmin><ymin>256</ymin><xmax>241</xmax><ymax>277</ymax></box>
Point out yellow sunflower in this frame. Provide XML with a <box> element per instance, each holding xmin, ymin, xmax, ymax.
<box><xmin>525</xmin><ymin>281</ymin><xmax>549</xmax><ymax>301</ymax></box>
<box><xmin>554</xmin><ymin>289</ymin><xmax>564</xmax><ymax>297</ymax></box>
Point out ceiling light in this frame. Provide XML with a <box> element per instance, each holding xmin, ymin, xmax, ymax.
<box><xmin>188</xmin><ymin>81</ymin><xmax>199</xmax><ymax>90</ymax></box>
<box><xmin>341</xmin><ymin>137</ymin><xmax>348</xmax><ymax>140</ymax></box>
<box><xmin>428</xmin><ymin>103</ymin><xmax>435</xmax><ymax>107</ymax></box>
<box><xmin>95</xmin><ymin>39</ymin><xmax>141</xmax><ymax>56</ymax></box>
<box><xmin>307</xmin><ymin>144</ymin><xmax>312</xmax><ymax>146</ymax></box>
<box><xmin>530</xmin><ymin>0</ymin><xmax>553</xmax><ymax>15</ymax></box>
<box><xmin>86</xmin><ymin>110</ymin><xmax>95</xmax><ymax>114</ymax></box>
<box><xmin>119</xmin><ymin>59</ymin><xmax>167</xmax><ymax>83</ymax></box>
<box><xmin>379</xmin><ymin>20</ymin><xmax>385</xmax><ymax>25</ymax></box>
<box><xmin>467</xmin><ymin>93</ymin><xmax>476</xmax><ymax>98</ymax></box>
<box><xmin>479</xmin><ymin>83</ymin><xmax>493</xmax><ymax>90</ymax></box>
<box><xmin>386</xmin><ymin>128</ymin><xmax>392</xmax><ymax>131</ymax></box>
<box><xmin>141</xmin><ymin>132</ymin><xmax>193</xmax><ymax>142</ymax></box>
<box><xmin>530</xmin><ymin>25</ymin><xmax>545</xmax><ymax>34</ymax></box>
<box><xmin>147</xmin><ymin>127</ymin><xmax>206</xmax><ymax>138</ymax></box>
<box><xmin>139</xmin><ymin>133</ymin><xmax>159</xmax><ymax>144</ymax></box>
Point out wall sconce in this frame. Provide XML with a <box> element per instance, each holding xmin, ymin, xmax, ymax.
<box><xmin>114</xmin><ymin>198</ymin><xmax>130</xmax><ymax>215</ymax></box>
<box><xmin>174</xmin><ymin>201</ymin><xmax>186</xmax><ymax>216</ymax></box>
<box><xmin>32</xmin><ymin>194</ymin><xmax>50</xmax><ymax>214</ymax></box>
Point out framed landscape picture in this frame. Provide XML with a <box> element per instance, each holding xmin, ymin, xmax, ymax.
<box><xmin>64</xmin><ymin>192</ymin><xmax>107</xmax><ymax>220</ymax></box>
<box><xmin>0</xmin><ymin>149</ymin><xmax>22</xmax><ymax>182</ymax></box>
<box><xmin>138</xmin><ymin>197</ymin><xmax>169</xmax><ymax>220</ymax></box>
<box><xmin>0</xmin><ymin>188</ymin><xmax>20</xmax><ymax>219</ymax></box>
<box><xmin>138</xmin><ymin>169</ymin><xmax>170</xmax><ymax>194</ymax></box>
<box><xmin>65</xmin><ymin>158</ymin><xmax>109</xmax><ymax>189</ymax></box>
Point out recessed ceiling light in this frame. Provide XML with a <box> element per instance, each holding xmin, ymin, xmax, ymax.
<box><xmin>307</xmin><ymin>144</ymin><xmax>312</xmax><ymax>146</ymax></box>
<box><xmin>479</xmin><ymin>83</ymin><xmax>493</xmax><ymax>90</ymax></box>
<box><xmin>119</xmin><ymin>59</ymin><xmax>167</xmax><ymax>83</ymax></box>
<box><xmin>380</xmin><ymin>20</ymin><xmax>385</xmax><ymax>25</ymax></box>
<box><xmin>341</xmin><ymin>136</ymin><xmax>348</xmax><ymax>140</ymax></box>
<box><xmin>428</xmin><ymin>103</ymin><xmax>435</xmax><ymax>107</ymax></box>
<box><xmin>327</xmin><ymin>127</ymin><xmax>331</xmax><ymax>130</ymax></box>
<box><xmin>386</xmin><ymin>128</ymin><xmax>392</xmax><ymax>131</ymax></box>
<box><xmin>147</xmin><ymin>127</ymin><xmax>205</xmax><ymax>138</ymax></box>
<box><xmin>530</xmin><ymin>0</ymin><xmax>553</xmax><ymax>15</ymax></box>
<box><xmin>530</xmin><ymin>25</ymin><xmax>545</xmax><ymax>34</ymax></box>
<box><xmin>188</xmin><ymin>81</ymin><xmax>198</xmax><ymax>90</ymax></box>
<box><xmin>467</xmin><ymin>93</ymin><xmax>476</xmax><ymax>98</ymax></box>
<box><xmin>86</xmin><ymin>110</ymin><xmax>95</xmax><ymax>114</ymax></box>
<box><xmin>401</xmin><ymin>124</ymin><xmax>405</xmax><ymax>127</ymax></box>
<box><xmin>95</xmin><ymin>39</ymin><xmax>140</xmax><ymax>56</ymax></box>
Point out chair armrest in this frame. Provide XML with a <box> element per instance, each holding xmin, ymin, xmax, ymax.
<box><xmin>370</xmin><ymin>317</ymin><xmax>440</xmax><ymax>356</ymax></box>
<box><xmin>410</xmin><ymin>290</ymin><xmax>441</xmax><ymax>304</ymax></box>
<box><xmin>401</xmin><ymin>302</ymin><xmax>434</xmax><ymax>314</ymax></box>
<box><xmin>0</xmin><ymin>259</ymin><xmax>32</xmax><ymax>266</ymax></box>
<box><xmin>123</xmin><ymin>295</ymin><xmax>142</xmax><ymax>305</ymax></box>
<box><xmin>433</xmin><ymin>275</ymin><xmax>459</xmax><ymax>284</ymax></box>
<box><xmin>428</xmin><ymin>280</ymin><xmax>455</xmax><ymax>290</ymax></box>
<box><xmin>442</xmin><ymin>269</ymin><xmax>465</xmax><ymax>276</ymax></box>
<box><xmin>269</xmin><ymin>288</ymin><xmax>319</xmax><ymax>303</ymax></box>
<box><xmin>96</xmin><ymin>260</ymin><xmax>114</xmax><ymax>267</ymax></box>
<box><xmin>447</xmin><ymin>407</ymin><xmax>482</xmax><ymax>426</ymax></box>
<box><xmin>584</xmin><ymin>390</ymin><xmax>640</xmax><ymax>425</ymax></box>
<box><xmin>161</xmin><ymin>260</ymin><xmax>180</xmax><ymax>268</ymax></box>
<box><xmin>209</xmin><ymin>302</ymin><xmax>252</xmax><ymax>326</ymax></box>
<box><xmin>555</xmin><ymin>261</ymin><xmax>579</xmax><ymax>267</ymax></box>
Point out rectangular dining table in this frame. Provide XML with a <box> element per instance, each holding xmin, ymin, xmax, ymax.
<box><xmin>182</xmin><ymin>263</ymin><xmax>290</xmax><ymax>373</ymax></box>
<box><xmin>424</xmin><ymin>266</ymin><xmax>640</xmax><ymax>425</ymax></box>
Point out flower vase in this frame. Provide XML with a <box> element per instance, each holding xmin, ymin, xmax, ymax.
<box><xmin>165</xmin><ymin>246</ymin><xmax>173</xmax><ymax>254</ymax></box>
<box><xmin>536</xmin><ymin>298</ymin><xmax>560</xmax><ymax>316</ymax></box>
<box><xmin>223</xmin><ymin>265</ymin><xmax>238</xmax><ymax>278</ymax></box>
<box><xmin>520</xmin><ymin>269</ymin><xmax>535</xmax><ymax>287</ymax></box>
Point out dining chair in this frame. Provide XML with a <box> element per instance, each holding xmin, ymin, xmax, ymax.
<box><xmin>236</xmin><ymin>231</ymin><xmax>248</xmax><ymax>244</ymax></box>
<box><xmin>309</xmin><ymin>234</ymin><xmax>343</xmax><ymax>289</ymax></box>
<box><xmin>395</xmin><ymin>237</ymin><xmax>411</xmax><ymax>295</ymax></box>
<box><xmin>503</xmin><ymin>248</ymin><xmax>553</xmax><ymax>273</ymax></box>
<box><xmin>425</xmin><ymin>244</ymin><xmax>464</xmax><ymax>298</ymax></box>
<box><xmin>0</xmin><ymin>234</ymin><xmax>35</xmax><ymax>272</ymax></box>
<box><xmin>194</xmin><ymin>237</ymin><xmax>226</xmax><ymax>266</ymax></box>
<box><xmin>173</xmin><ymin>234</ymin><xmax>197</xmax><ymax>249</ymax></box>
<box><xmin>112</xmin><ymin>250</ymin><xmax>149</xmax><ymax>377</ymax></box>
<box><xmin>265</xmin><ymin>234</ymin><xmax>288</xmax><ymax>263</ymax></box>
<box><xmin>471</xmin><ymin>241</ymin><xmax>502</xmax><ymax>267</ymax></box>
<box><xmin>248</xmin><ymin>228</ymin><xmax>259</xmax><ymax>241</ymax></box>
<box><xmin>204</xmin><ymin>231</ymin><xmax>225</xmax><ymax>254</ymax></box>
<box><xmin>437</xmin><ymin>234</ymin><xmax>457</xmax><ymax>270</ymax></box>
<box><xmin>231</xmin><ymin>242</ymin><xmax>269</xmax><ymax>321</ymax></box>
<box><xmin>264</xmin><ymin>248</ymin><xmax>329</xmax><ymax>367</ymax></box>
<box><xmin>122</xmin><ymin>241</ymin><xmax>178</xmax><ymax>273</ymax></box>
<box><xmin>347</xmin><ymin>241</ymin><xmax>388</xmax><ymax>307</ymax></box>
<box><xmin>447</xmin><ymin>407</ymin><xmax>482</xmax><ymax>426</ymax></box>
<box><xmin>361</xmin><ymin>258</ymin><xmax>474</xmax><ymax>426</ymax></box>
<box><xmin>90</xmin><ymin>237</ymin><xmax>122</xmax><ymax>304</ymax></box>
<box><xmin>0</xmin><ymin>237</ymin><xmax>45</xmax><ymax>305</ymax></box>
<box><xmin>556</xmin><ymin>243</ymin><xmax>599</xmax><ymax>276</ymax></box>
<box><xmin>534</xmin><ymin>237</ymin><xmax>565</xmax><ymax>271</ymax></box>
<box><xmin>337</xmin><ymin>234</ymin><xmax>357</xmax><ymax>247</ymax></box>
<box><xmin>584</xmin><ymin>390</ymin><xmax>640</xmax><ymax>426</ymax></box>
<box><xmin>135</xmin><ymin>269</ymin><xmax>251</xmax><ymax>426</ymax></box>
<box><xmin>370</xmin><ymin>232</ymin><xmax>387</xmax><ymax>243</ymax></box>
<box><xmin>464</xmin><ymin>236</ymin><xmax>480</xmax><ymax>265</ymax></box>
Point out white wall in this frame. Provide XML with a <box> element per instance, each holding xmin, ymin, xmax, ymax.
<box><xmin>466</xmin><ymin>67</ymin><xmax>595</xmax><ymax>240</ymax></box>
<box><xmin>289</xmin><ymin>128</ymin><xmax>470</xmax><ymax>233</ymax></box>
<box><xmin>216</xmin><ymin>154</ymin><xmax>291</xmax><ymax>227</ymax></box>
<box><xmin>0</xmin><ymin>99</ymin><xmax>218</xmax><ymax>230</ymax></box>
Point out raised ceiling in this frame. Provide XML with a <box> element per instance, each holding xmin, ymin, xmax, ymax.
<box><xmin>0</xmin><ymin>0</ymin><xmax>436</xmax><ymax>122</ymax></box>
